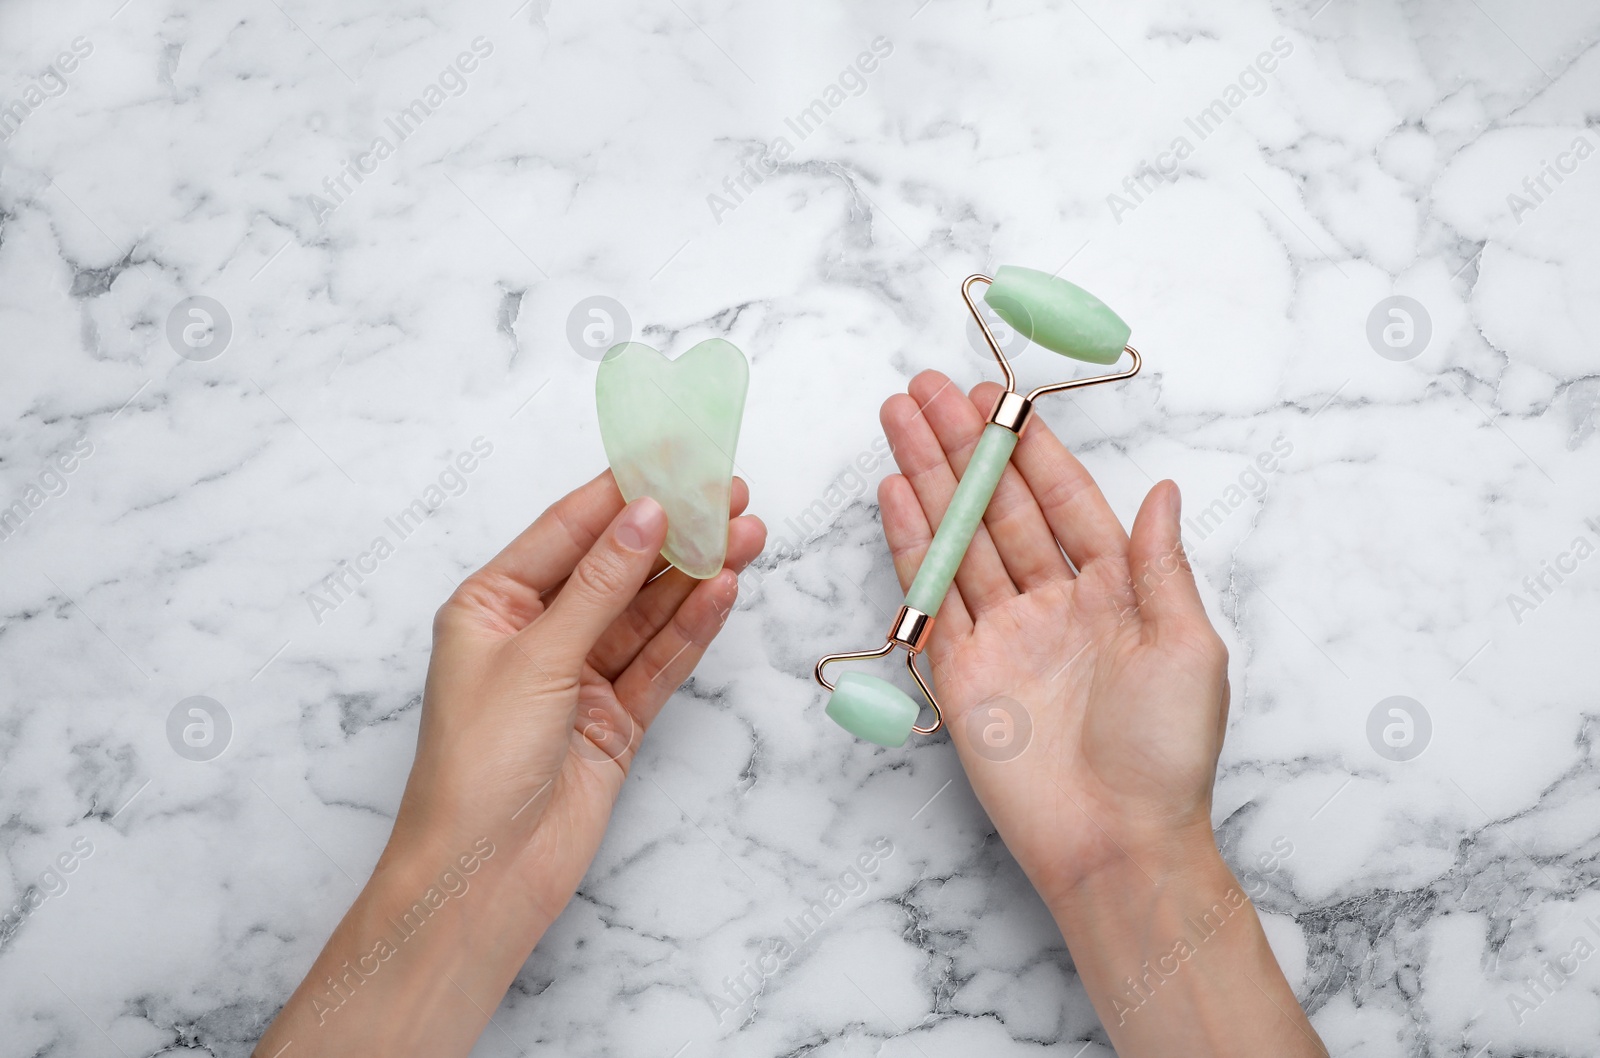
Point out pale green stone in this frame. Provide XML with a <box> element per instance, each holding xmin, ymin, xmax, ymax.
<box><xmin>825</xmin><ymin>672</ymin><xmax>920</xmax><ymax>747</ymax></box>
<box><xmin>906</xmin><ymin>424</ymin><xmax>1016</xmax><ymax>614</ymax></box>
<box><xmin>596</xmin><ymin>338</ymin><xmax>749</xmax><ymax>579</ymax></box>
<box><xmin>984</xmin><ymin>265</ymin><xmax>1132</xmax><ymax>364</ymax></box>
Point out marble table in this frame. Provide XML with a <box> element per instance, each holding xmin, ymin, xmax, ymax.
<box><xmin>2</xmin><ymin>0</ymin><xmax>1597</xmax><ymax>1055</ymax></box>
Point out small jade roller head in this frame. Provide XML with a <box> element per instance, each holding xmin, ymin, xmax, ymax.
<box><xmin>814</xmin><ymin>266</ymin><xmax>1142</xmax><ymax>748</ymax></box>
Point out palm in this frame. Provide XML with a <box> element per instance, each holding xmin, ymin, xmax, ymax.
<box><xmin>507</xmin><ymin>666</ymin><xmax>647</xmax><ymax>904</ymax></box>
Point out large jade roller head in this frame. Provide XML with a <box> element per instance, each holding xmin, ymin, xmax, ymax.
<box><xmin>982</xmin><ymin>265</ymin><xmax>1132</xmax><ymax>365</ymax></box>
<box><xmin>813</xmin><ymin>268</ymin><xmax>1141</xmax><ymax>747</ymax></box>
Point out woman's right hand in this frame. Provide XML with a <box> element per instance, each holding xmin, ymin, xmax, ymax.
<box><xmin>877</xmin><ymin>371</ymin><xmax>1229</xmax><ymax>902</ymax></box>
<box><xmin>876</xmin><ymin>371</ymin><xmax>1324</xmax><ymax>1056</ymax></box>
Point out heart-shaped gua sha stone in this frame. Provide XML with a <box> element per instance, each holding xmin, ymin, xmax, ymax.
<box><xmin>596</xmin><ymin>338</ymin><xmax>749</xmax><ymax>579</ymax></box>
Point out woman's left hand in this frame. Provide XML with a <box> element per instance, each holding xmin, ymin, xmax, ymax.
<box><xmin>257</xmin><ymin>470</ymin><xmax>763</xmax><ymax>1058</ymax></box>
<box><xmin>394</xmin><ymin>470</ymin><xmax>764</xmax><ymax>923</ymax></box>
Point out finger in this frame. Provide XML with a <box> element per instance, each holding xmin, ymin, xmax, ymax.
<box><xmin>640</xmin><ymin>476</ymin><xmax>750</xmax><ymax>583</ymax></box>
<box><xmin>540</xmin><ymin>476</ymin><xmax>748</xmax><ymax>604</ymax></box>
<box><xmin>882</xmin><ymin>374</ymin><xmax>1016</xmax><ymax>613</ymax></box>
<box><xmin>533</xmin><ymin>497</ymin><xmax>668</xmax><ymax>665</ymax></box>
<box><xmin>588</xmin><ymin>514</ymin><xmax>767</xmax><ymax>681</ymax></box>
<box><xmin>879</xmin><ymin>473</ymin><xmax>971</xmax><ymax>652</ymax></box>
<box><xmin>612</xmin><ymin>569</ymin><xmax>740</xmax><ymax>728</ymax></box>
<box><xmin>1128</xmin><ymin>481</ymin><xmax>1207</xmax><ymax>629</ymax></box>
<box><xmin>1010</xmin><ymin>408</ymin><xmax>1130</xmax><ymax>571</ymax></box>
<box><xmin>918</xmin><ymin>376</ymin><xmax>1071</xmax><ymax>589</ymax></box>
<box><xmin>563</xmin><ymin>476</ymin><xmax>749</xmax><ymax>591</ymax></box>
<box><xmin>452</xmin><ymin>470</ymin><xmax>625</xmax><ymax>633</ymax></box>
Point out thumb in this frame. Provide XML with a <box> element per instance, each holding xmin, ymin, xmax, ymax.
<box><xmin>1127</xmin><ymin>480</ymin><xmax>1206</xmax><ymax>629</ymax></box>
<box><xmin>535</xmin><ymin>497</ymin><xmax>668</xmax><ymax>665</ymax></box>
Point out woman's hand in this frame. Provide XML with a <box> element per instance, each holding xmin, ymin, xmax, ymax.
<box><xmin>878</xmin><ymin>371</ymin><xmax>1323</xmax><ymax>1056</ymax></box>
<box><xmin>879</xmin><ymin>371</ymin><xmax>1226</xmax><ymax>901</ymax></box>
<box><xmin>396</xmin><ymin>470</ymin><xmax>764</xmax><ymax>921</ymax></box>
<box><xmin>257</xmin><ymin>471</ymin><xmax>764</xmax><ymax>1058</ymax></box>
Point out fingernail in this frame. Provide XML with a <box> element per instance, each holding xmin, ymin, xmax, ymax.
<box><xmin>1163</xmin><ymin>482</ymin><xmax>1181</xmax><ymax>522</ymax></box>
<box><xmin>616</xmin><ymin>497</ymin><xmax>665</xmax><ymax>552</ymax></box>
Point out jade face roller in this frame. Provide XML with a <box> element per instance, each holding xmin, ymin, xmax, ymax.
<box><xmin>813</xmin><ymin>266</ymin><xmax>1142</xmax><ymax>747</ymax></box>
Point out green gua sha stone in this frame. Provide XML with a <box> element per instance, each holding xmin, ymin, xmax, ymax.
<box><xmin>596</xmin><ymin>338</ymin><xmax>749</xmax><ymax>579</ymax></box>
<box><xmin>983</xmin><ymin>265</ymin><xmax>1131</xmax><ymax>365</ymax></box>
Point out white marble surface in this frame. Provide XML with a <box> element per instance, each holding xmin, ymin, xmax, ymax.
<box><xmin>2</xmin><ymin>0</ymin><xmax>1598</xmax><ymax>1054</ymax></box>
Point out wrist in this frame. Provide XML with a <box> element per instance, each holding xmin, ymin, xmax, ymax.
<box><xmin>1043</xmin><ymin>820</ymin><xmax>1227</xmax><ymax>924</ymax></box>
<box><xmin>1042</xmin><ymin>826</ymin><xmax>1322</xmax><ymax>1054</ymax></box>
<box><xmin>371</xmin><ymin>823</ymin><xmax>552</xmax><ymax>947</ymax></box>
<box><xmin>258</xmin><ymin>832</ymin><xmax>548</xmax><ymax>1057</ymax></box>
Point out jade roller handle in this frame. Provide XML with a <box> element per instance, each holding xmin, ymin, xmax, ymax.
<box><xmin>820</xmin><ymin>423</ymin><xmax>1016</xmax><ymax>748</ymax></box>
<box><xmin>905</xmin><ymin>423</ymin><xmax>1018</xmax><ymax>614</ymax></box>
